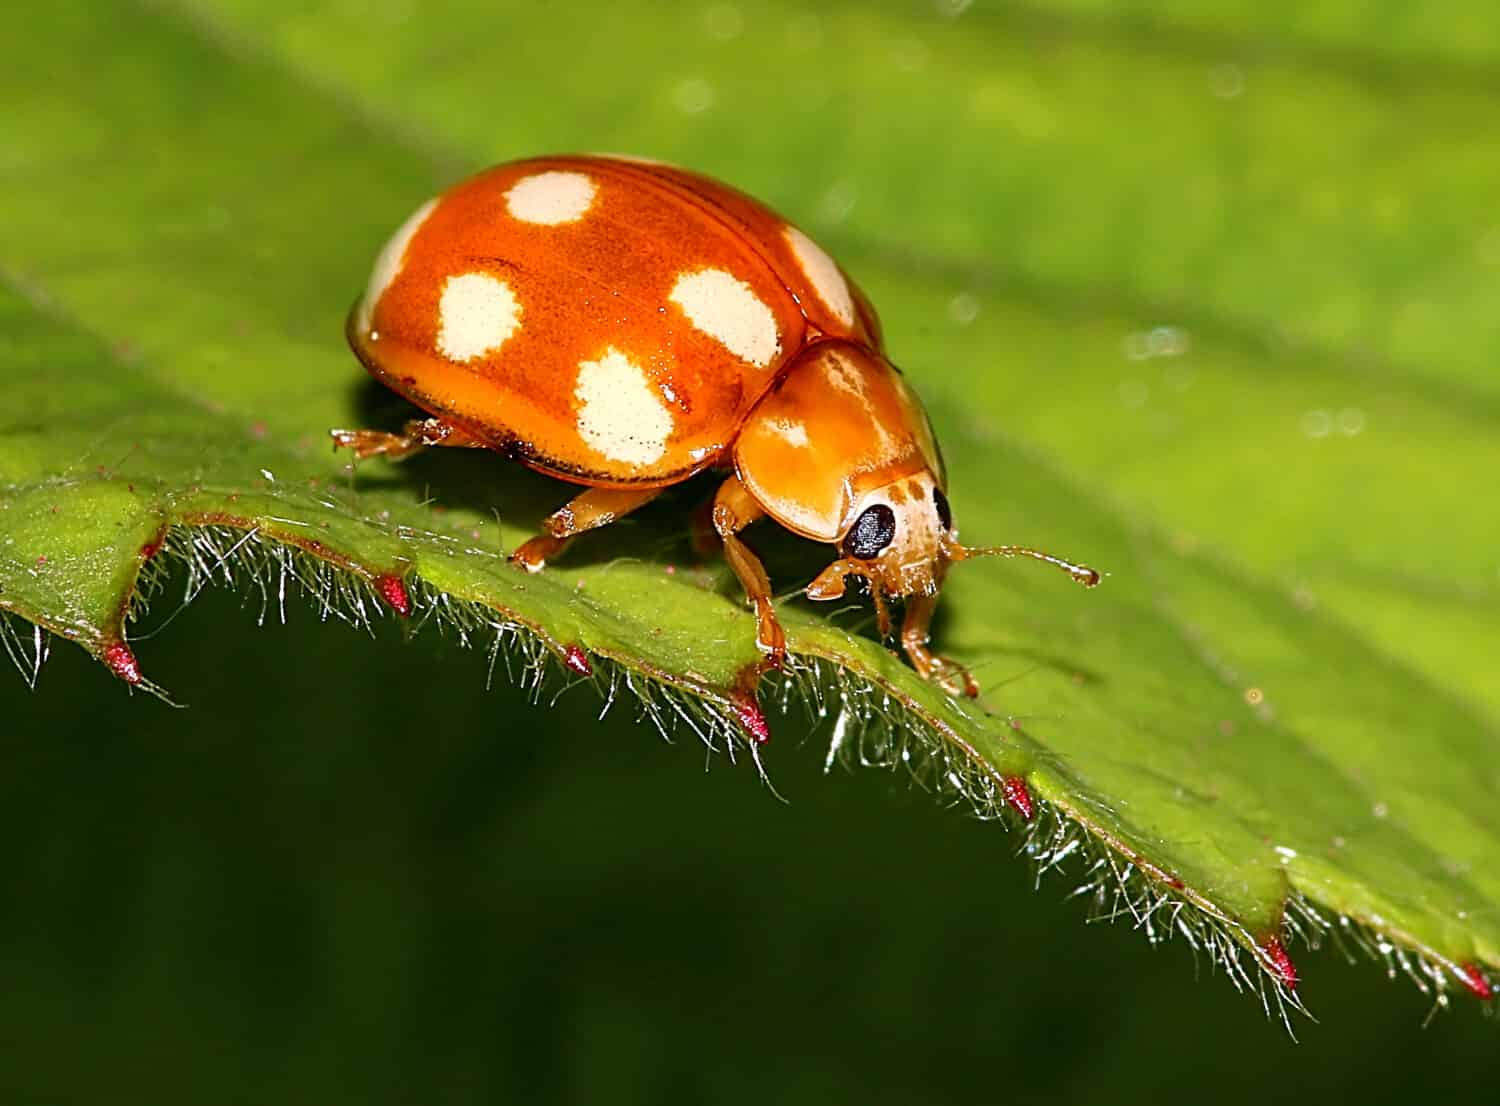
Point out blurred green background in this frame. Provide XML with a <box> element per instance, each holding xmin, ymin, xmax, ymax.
<box><xmin>4</xmin><ymin>595</ymin><xmax>1494</xmax><ymax>1103</ymax></box>
<box><xmin>5</xmin><ymin>0</ymin><xmax>1499</xmax><ymax>1100</ymax></box>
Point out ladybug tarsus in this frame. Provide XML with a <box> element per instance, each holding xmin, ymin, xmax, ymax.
<box><xmin>901</xmin><ymin>595</ymin><xmax>980</xmax><ymax>697</ymax></box>
<box><xmin>330</xmin><ymin>426</ymin><xmax>420</xmax><ymax>461</ymax></box>
<box><xmin>509</xmin><ymin>538</ymin><xmax>560</xmax><ymax>573</ymax></box>
<box><xmin>331</xmin><ymin>417</ymin><xmax>485</xmax><ymax>462</ymax></box>
<box><xmin>509</xmin><ymin>483</ymin><xmax>663</xmax><ymax>572</ymax></box>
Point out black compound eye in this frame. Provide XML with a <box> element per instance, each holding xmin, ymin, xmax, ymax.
<box><xmin>843</xmin><ymin>504</ymin><xmax>897</xmax><ymax>560</ymax></box>
<box><xmin>932</xmin><ymin>488</ymin><xmax>953</xmax><ymax>531</ymax></box>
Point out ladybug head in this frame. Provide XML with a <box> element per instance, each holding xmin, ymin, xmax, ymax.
<box><xmin>738</xmin><ymin>340</ymin><xmax>1098</xmax><ymax>619</ymax></box>
<box><xmin>806</xmin><ymin>470</ymin><xmax>1100</xmax><ymax>607</ymax></box>
<box><xmin>806</xmin><ymin>469</ymin><xmax>953</xmax><ymax>600</ymax></box>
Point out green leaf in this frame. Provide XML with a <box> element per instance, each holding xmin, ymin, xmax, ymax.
<box><xmin>3</xmin><ymin>0</ymin><xmax>1496</xmax><ymax>1015</ymax></box>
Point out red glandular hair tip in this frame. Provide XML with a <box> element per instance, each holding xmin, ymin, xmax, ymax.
<box><xmin>102</xmin><ymin>641</ymin><xmax>142</xmax><ymax>685</ymax></box>
<box><xmin>1459</xmin><ymin>963</ymin><xmax>1492</xmax><ymax>1001</ymax></box>
<box><xmin>376</xmin><ymin>574</ymin><xmax>411</xmax><ymax>617</ymax></box>
<box><xmin>563</xmin><ymin>644</ymin><xmax>592</xmax><ymax>676</ymax></box>
<box><xmin>1001</xmin><ymin>776</ymin><xmax>1034</xmax><ymax>821</ymax></box>
<box><xmin>1262</xmin><ymin>936</ymin><xmax>1298</xmax><ymax>990</ymax></box>
<box><xmin>732</xmin><ymin>698</ymin><xmax>770</xmax><ymax>745</ymax></box>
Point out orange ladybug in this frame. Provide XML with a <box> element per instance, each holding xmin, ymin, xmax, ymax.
<box><xmin>333</xmin><ymin>155</ymin><xmax>1098</xmax><ymax>696</ymax></box>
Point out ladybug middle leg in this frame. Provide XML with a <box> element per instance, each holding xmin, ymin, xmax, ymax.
<box><xmin>510</xmin><ymin>486</ymin><xmax>663</xmax><ymax>572</ymax></box>
<box><xmin>711</xmin><ymin>474</ymin><xmax>787</xmax><ymax>666</ymax></box>
<box><xmin>687</xmin><ymin>497</ymin><xmax>721</xmax><ymax>559</ymax></box>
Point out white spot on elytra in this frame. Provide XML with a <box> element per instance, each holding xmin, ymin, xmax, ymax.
<box><xmin>505</xmin><ymin>171</ymin><xmax>597</xmax><ymax>225</ymax></box>
<box><xmin>784</xmin><ymin>226</ymin><xmax>854</xmax><ymax>327</ymax></box>
<box><xmin>357</xmin><ymin>197</ymin><xmax>436</xmax><ymax>332</ymax></box>
<box><xmin>436</xmin><ymin>273</ymin><xmax>521</xmax><ymax>362</ymax></box>
<box><xmin>669</xmin><ymin>269</ymin><xmax>780</xmax><ymax>367</ymax></box>
<box><xmin>574</xmin><ymin>347</ymin><xmax>673</xmax><ymax>465</ymax></box>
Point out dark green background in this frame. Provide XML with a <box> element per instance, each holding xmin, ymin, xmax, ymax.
<box><xmin>3</xmin><ymin>590</ymin><xmax>1492</xmax><ymax>1102</ymax></box>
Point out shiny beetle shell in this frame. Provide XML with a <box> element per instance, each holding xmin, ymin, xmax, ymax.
<box><xmin>348</xmin><ymin>156</ymin><xmax>912</xmax><ymax>492</ymax></box>
<box><xmin>339</xmin><ymin>155</ymin><xmax>1098</xmax><ymax>698</ymax></box>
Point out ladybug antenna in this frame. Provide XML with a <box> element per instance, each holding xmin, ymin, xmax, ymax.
<box><xmin>950</xmin><ymin>542</ymin><xmax>1102</xmax><ymax>588</ymax></box>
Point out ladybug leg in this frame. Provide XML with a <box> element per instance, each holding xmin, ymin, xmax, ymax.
<box><xmin>330</xmin><ymin>417</ymin><xmax>487</xmax><ymax>461</ymax></box>
<box><xmin>509</xmin><ymin>486</ymin><xmax>663</xmax><ymax>572</ymax></box>
<box><xmin>688</xmin><ymin>497</ymin><xmax>720</xmax><ymax>558</ymax></box>
<box><xmin>870</xmin><ymin>585</ymin><xmax>893</xmax><ymax>640</ymax></box>
<box><xmin>712</xmin><ymin>475</ymin><xmax>787</xmax><ymax>665</ymax></box>
<box><xmin>900</xmin><ymin>594</ymin><xmax>979</xmax><ymax>698</ymax></box>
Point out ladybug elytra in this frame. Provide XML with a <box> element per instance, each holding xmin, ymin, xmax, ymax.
<box><xmin>333</xmin><ymin>156</ymin><xmax>1098</xmax><ymax>697</ymax></box>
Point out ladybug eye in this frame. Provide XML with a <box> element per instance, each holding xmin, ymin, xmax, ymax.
<box><xmin>843</xmin><ymin>505</ymin><xmax>897</xmax><ymax>560</ymax></box>
<box><xmin>933</xmin><ymin>488</ymin><xmax>952</xmax><ymax>531</ymax></box>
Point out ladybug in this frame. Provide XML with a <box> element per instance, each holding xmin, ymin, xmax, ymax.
<box><xmin>333</xmin><ymin>155</ymin><xmax>1098</xmax><ymax>696</ymax></box>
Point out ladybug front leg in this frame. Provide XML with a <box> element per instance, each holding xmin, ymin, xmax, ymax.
<box><xmin>712</xmin><ymin>475</ymin><xmax>787</xmax><ymax>666</ymax></box>
<box><xmin>510</xmin><ymin>486</ymin><xmax>663</xmax><ymax>572</ymax></box>
<box><xmin>900</xmin><ymin>593</ymin><xmax>979</xmax><ymax>698</ymax></box>
<box><xmin>330</xmin><ymin>417</ymin><xmax>489</xmax><ymax>460</ymax></box>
